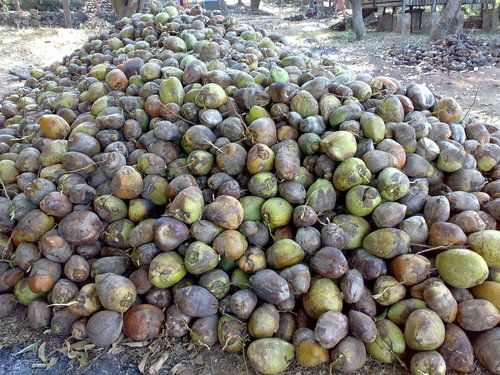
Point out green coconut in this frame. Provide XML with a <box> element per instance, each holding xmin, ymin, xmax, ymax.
<box><xmin>345</xmin><ymin>185</ymin><xmax>382</xmax><ymax>217</ymax></box>
<box><xmin>467</xmin><ymin>230</ymin><xmax>500</xmax><ymax>267</ymax></box>
<box><xmin>247</xmin><ymin>338</ymin><xmax>294</xmax><ymax>375</ymax></box>
<box><xmin>331</xmin><ymin>214</ymin><xmax>371</xmax><ymax>249</ymax></box>
<box><xmin>290</xmin><ymin>90</ymin><xmax>319</xmax><ymax>117</ymax></box>
<box><xmin>435</xmin><ymin>248</ymin><xmax>489</xmax><ymax>288</ymax></box>
<box><xmin>360</xmin><ymin>112</ymin><xmax>385</xmax><ymax>143</ymax></box>
<box><xmin>303</xmin><ymin>277</ymin><xmax>343</xmax><ymax>319</ymax></box>
<box><xmin>149</xmin><ymin>252</ymin><xmax>187</xmax><ymax>288</ymax></box>
<box><xmin>404</xmin><ymin>309</ymin><xmax>445</xmax><ymax>350</ymax></box>
<box><xmin>159</xmin><ymin>76</ymin><xmax>185</xmax><ymax>106</ymax></box>
<box><xmin>377</xmin><ymin>167</ymin><xmax>410</xmax><ymax>201</ymax></box>
<box><xmin>261</xmin><ymin>197</ymin><xmax>293</xmax><ymax>229</ymax></box>
<box><xmin>365</xmin><ymin>320</ymin><xmax>406</xmax><ymax>364</ymax></box>
<box><xmin>320</xmin><ymin>131</ymin><xmax>357</xmax><ymax>161</ymax></box>
<box><xmin>363</xmin><ymin>228</ymin><xmax>411</xmax><ymax>259</ymax></box>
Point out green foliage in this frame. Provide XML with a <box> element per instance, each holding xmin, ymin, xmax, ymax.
<box><xmin>0</xmin><ymin>0</ymin><xmax>9</xmax><ymax>12</ymax></box>
<box><xmin>346</xmin><ymin>29</ymin><xmax>356</xmax><ymax>42</ymax></box>
<box><xmin>0</xmin><ymin>0</ymin><xmax>83</xmax><ymax>11</ymax></box>
<box><xmin>462</xmin><ymin>4</ymin><xmax>481</xmax><ymax>16</ymax></box>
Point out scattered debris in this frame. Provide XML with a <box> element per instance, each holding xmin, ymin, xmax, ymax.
<box><xmin>11</xmin><ymin>340</ymin><xmax>43</xmax><ymax>356</ymax></box>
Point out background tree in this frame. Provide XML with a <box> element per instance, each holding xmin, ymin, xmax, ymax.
<box><xmin>111</xmin><ymin>0</ymin><xmax>147</xmax><ymax>19</ymax></box>
<box><xmin>430</xmin><ymin>0</ymin><xmax>460</xmax><ymax>40</ymax></box>
<box><xmin>63</xmin><ymin>0</ymin><xmax>71</xmax><ymax>28</ymax></box>
<box><xmin>250</xmin><ymin>0</ymin><xmax>261</xmax><ymax>10</ymax></box>
<box><xmin>13</xmin><ymin>0</ymin><xmax>21</xmax><ymax>11</ymax></box>
<box><xmin>351</xmin><ymin>0</ymin><xmax>366</xmax><ymax>40</ymax></box>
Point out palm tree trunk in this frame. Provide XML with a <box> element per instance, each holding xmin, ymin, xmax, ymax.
<box><xmin>351</xmin><ymin>0</ymin><xmax>366</xmax><ymax>40</ymax></box>
<box><xmin>63</xmin><ymin>0</ymin><xmax>72</xmax><ymax>28</ymax></box>
<box><xmin>430</xmin><ymin>0</ymin><xmax>460</xmax><ymax>41</ymax></box>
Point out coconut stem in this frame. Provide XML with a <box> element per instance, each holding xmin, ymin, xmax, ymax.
<box><xmin>415</xmin><ymin>245</ymin><xmax>462</xmax><ymax>255</ymax></box>
<box><xmin>159</xmin><ymin>103</ymin><xmax>196</xmax><ymax>125</ymax></box>
<box><xmin>329</xmin><ymin>352</ymin><xmax>346</xmax><ymax>374</ymax></box>
<box><xmin>202</xmin><ymin>137</ymin><xmax>223</xmax><ymax>154</ymax></box>
<box><xmin>227</xmin><ymin>99</ymin><xmax>248</xmax><ymax>130</ymax></box>
<box><xmin>0</xmin><ymin>179</ymin><xmax>13</xmax><ymax>203</ymax></box>
<box><xmin>66</xmin><ymin>162</ymin><xmax>98</xmax><ymax>174</ymax></box>
<box><xmin>182</xmin><ymin>322</ymin><xmax>211</xmax><ymax>350</ymax></box>
<box><xmin>221</xmin><ymin>333</ymin><xmax>237</xmax><ymax>351</ymax></box>
<box><xmin>47</xmin><ymin>301</ymin><xmax>78</xmax><ymax>307</ymax></box>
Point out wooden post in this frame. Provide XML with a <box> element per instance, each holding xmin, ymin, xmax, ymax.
<box><xmin>410</xmin><ymin>5</ymin><xmax>413</xmax><ymax>32</ymax></box>
<box><xmin>431</xmin><ymin>0</ymin><xmax>436</xmax><ymax>13</ymax></box>
<box><xmin>401</xmin><ymin>0</ymin><xmax>406</xmax><ymax>34</ymax></box>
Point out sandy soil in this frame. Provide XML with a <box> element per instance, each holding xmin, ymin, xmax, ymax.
<box><xmin>0</xmin><ymin>27</ymin><xmax>99</xmax><ymax>96</ymax></box>
<box><xmin>0</xmin><ymin>3</ymin><xmax>498</xmax><ymax>375</ymax></box>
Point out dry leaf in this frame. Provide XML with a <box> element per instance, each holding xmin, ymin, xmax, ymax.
<box><xmin>46</xmin><ymin>357</ymin><xmax>58</xmax><ymax>370</ymax></box>
<box><xmin>123</xmin><ymin>341</ymin><xmax>148</xmax><ymax>348</ymax></box>
<box><xmin>71</xmin><ymin>339</ymin><xmax>92</xmax><ymax>350</ymax></box>
<box><xmin>67</xmin><ymin>350</ymin><xmax>78</xmax><ymax>360</ymax></box>
<box><xmin>138</xmin><ymin>352</ymin><xmax>151</xmax><ymax>374</ymax></box>
<box><xmin>37</xmin><ymin>341</ymin><xmax>47</xmax><ymax>363</ymax></box>
<box><xmin>106</xmin><ymin>334</ymin><xmax>124</xmax><ymax>353</ymax></box>
<box><xmin>57</xmin><ymin>341</ymin><xmax>70</xmax><ymax>356</ymax></box>
<box><xmin>31</xmin><ymin>363</ymin><xmax>47</xmax><ymax>369</ymax></box>
<box><xmin>148</xmin><ymin>352</ymin><xmax>169</xmax><ymax>375</ymax></box>
<box><xmin>171</xmin><ymin>363</ymin><xmax>187</xmax><ymax>375</ymax></box>
<box><xmin>77</xmin><ymin>351</ymin><xmax>89</xmax><ymax>367</ymax></box>
<box><xmin>80</xmin><ymin>344</ymin><xmax>96</xmax><ymax>351</ymax></box>
<box><xmin>109</xmin><ymin>346</ymin><xmax>126</xmax><ymax>355</ymax></box>
<box><xmin>12</xmin><ymin>339</ymin><xmax>42</xmax><ymax>356</ymax></box>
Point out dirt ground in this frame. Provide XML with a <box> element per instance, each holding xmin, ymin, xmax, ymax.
<box><xmin>0</xmin><ymin>3</ymin><xmax>498</xmax><ymax>375</ymax></box>
<box><xmin>0</xmin><ymin>306</ymin><xmax>425</xmax><ymax>375</ymax></box>
<box><xmin>0</xmin><ymin>27</ymin><xmax>98</xmax><ymax>96</ymax></box>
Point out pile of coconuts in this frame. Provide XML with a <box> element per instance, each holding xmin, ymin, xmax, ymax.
<box><xmin>0</xmin><ymin>4</ymin><xmax>499</xmax><ymax>375</ymax></box>
<box><xmin>389</xmin><ymin>33</ymin><xmax>499</xmax><ymax>72</ymax></box>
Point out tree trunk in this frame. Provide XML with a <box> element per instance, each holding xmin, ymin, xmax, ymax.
<box><xmin>138</xmin><ymin>0</ymin><xmax>147</xmax><ymax>13</ymax></box>
<box><xmin>63</xmin><ymin>0</ymin><xmax>72</xmax><ymax>28</ymax></box>
<box><xmin>430</xmin><ymin>0</ymin><xmax>460</xmax><ymax>41</ymax></box>
<box><xmin>351</xmin><ymin>0</ymin><xmax>366</xmax><ymax>40</ymax></box>
<box><xmin>13</xmin><ymin>0</ymin><xmax>21</xmax><ymax>11</ymax></box>
<box><xmin>250</xmin><ymin>0</ymin><xmax>261</xmax><ymax>10</ymax></box>
<box><xmin>111</xmin><ymin>0</ymin><xmax>146</xmax><ymax>19</ymax></box>
<box><xmin>126</xmin><ymin>0</ymin><xmax>139</xmax><ymax>17</ymax></box>
<box><xmin>111</xmin><ymin>0</ymin><xmax>126</xmax><ymax>18</ymax></box>
<box><xmin>221</xmin><ymin>0</ymin><xmax>229</xmax><ymax>14</ymax></box>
